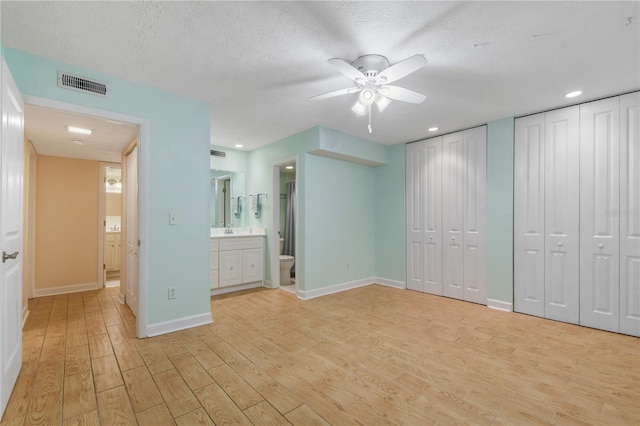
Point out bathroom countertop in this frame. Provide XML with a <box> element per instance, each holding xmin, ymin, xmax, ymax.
<box><xmin>210</xmin><ymin>227</ymin><xmax>266</xmax><ymax>238</ymax></box>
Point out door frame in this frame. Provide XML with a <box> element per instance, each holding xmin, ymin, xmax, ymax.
<box><xmin>270</xmin><ymin>156</ymin><xmax>299</xmax><ymax>291</ymax></box>
<box><xmin>22</xmin><ymin>95</ymin><xmax>149</xmax><ymax>338</ymax></box>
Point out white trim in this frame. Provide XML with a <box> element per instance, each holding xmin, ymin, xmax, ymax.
<box><xmin>297</xmin><ymin>277</ymin><xmax>374</xmax><ymax>300</ymax></box>
<box><xmin>145</xmin><ymin>312</ymin><xmax>213</xmax><ymax>337</ymax></box>
<box><xmin>264</xmin><ymin>280</ymin><xmax>273</xmax><ymax>288</ymax></box>
<box><xmin>33</xmin><ymin>282</ymin><xmax>100</xmax><ymax>298</ymax></box>
<box><xmin>487</xmin><ymin>298</ymin><xmax>513</xmax><ymax>312</ymax></box>
<box><xmin>23</xmin><ymin>95</ymin><xmax>149</xmax><ymax>339</ymax></box>
<box><xmin>210</xmin><ymin>281</ymin><xmax>264</xmax><ymax>296</ymax></box>
<box><xmin>22</xmin><ymin>305</ymin><xmax>29</xmax><ymax>329</ymax></box>
<box><xmin>374</xmin><ymin>277</ymin><xmax>405</xmax><ymax>289</ymax></box>
<box><xmin>117</xmin><ymin>292</ymin><xmax>125</xmax><ymax>304</ymax></box>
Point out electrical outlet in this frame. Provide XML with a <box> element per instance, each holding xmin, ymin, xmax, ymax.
<box><xmin>169</xmin><ymin>213</ymin><xmax>177</xmax><ymax>225</ymax></box>
<box><xmin>346</xmin><ymin>262</ymin><xmax>350</xmax><ymax>270</ymax></box>
<box><xmin>168</xmin><ymin>287</ymin><xmax>176</xmax><ymax>299</ymax></box>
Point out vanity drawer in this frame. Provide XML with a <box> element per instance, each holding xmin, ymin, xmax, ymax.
<box><xmin>219</xmin><ymin>237</ymin><xmax>263</xmax><ymax>251</ymax></box>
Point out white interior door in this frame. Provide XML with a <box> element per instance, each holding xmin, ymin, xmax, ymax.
<box><xmin>514</xmin><ymin>113</ymin><xmax>546</xmax><ymax>317</ymax></box>
<box><xmin>406</xmin><ymin>142</ymin><xmax>423</xmax><ymax>292</ymax></box>
<box><xmin>442</xmin><ymin>131</ymin><xmax>465</xmax><ymax>300</ymax></box>
<box><xmin>423</xmin><ymin>137</ymin><xmax>443</xmax><ymax>296</ymax></box>
<box><xmin>580</xmin><ymin>97</ymin><xmax>620</xmax><ymax>333</ymax></box>
<box><xmin>0</xmin><ymin>57</ymin><xmax>24</xmax><ymax>419</ymax></box>
<box><xmin>619</xmin><ymin>92</ymin><xmax>640</xmax><ymax>337</ymax></box>
<box><xmin>125</xmin><ymin>146</ymin><xmax>138</xmax><ymax>316</ymax></box>
<box><xmin>544</xmin><ymin>106</ymin><xmax>580</xmax><ymax>323</ymax></box>
<box><xmin>462</xmin><ymin>126</ymin><xmax>487</xmax><ymax>304</ymax></box>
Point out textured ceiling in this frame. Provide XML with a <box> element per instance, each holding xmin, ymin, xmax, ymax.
<box><xmin>2</xmin><ymin>1</ymin><xmax>639</xmax><ymax>151</ymax></box>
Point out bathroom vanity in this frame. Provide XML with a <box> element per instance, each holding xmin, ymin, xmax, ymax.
<box><xmin>210</xmin><ymin>230</ymin><xmax>265</xmax><ymax>295</ymax></box>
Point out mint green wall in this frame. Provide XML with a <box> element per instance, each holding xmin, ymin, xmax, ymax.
<box><xmin>304</xmin><ymin>154</ymin><xmax>376</xmax><ymax>290</ymax></box>
<box><xmin>374</xmin><ymin>143</ymin><xmax>406</xmax><ymax>282</ymax></box>
<box><xmin>316</xmin><ymin>127</ymin><xmax>388</xmax><ymax>165</ymax></box>
<box><xmin>210</xmin><ymin>145</ymin><xmax>248</xmax><ymax>173</ymax></box>
<box><xmin>487</xmin><ymin>118</ymin><xmax>515</xmax><ymax>304</ymax></box>
<box><xmin>4</xmin><ymin>48</ymin><xmax>212</xmax><ymax>330</ymax></box>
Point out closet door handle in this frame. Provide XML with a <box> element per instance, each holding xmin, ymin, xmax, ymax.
<box><xmin>557</xmin><ymin>242</ymin><xmax>563</xmax><ymax>247</ymax></box>
<box><xmin>2</xmin><ymin>251</ymin><xmax>19</xmax><ymax>263</ymax></box>
<box><xmin>598</xmin><ymin>243</ymin><xmax>604</xmax><ymax>249</ymax></box>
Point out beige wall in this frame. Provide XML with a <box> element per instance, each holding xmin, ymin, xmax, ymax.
<box><xmin>35</xmin><ymin>156</ymin><xmax>99</xmax><ymax>289</ymax></box>
<box><xmin>106</xmin><ymin>192</ymin><xmax>122</xmax><ymax>216</ymax></box>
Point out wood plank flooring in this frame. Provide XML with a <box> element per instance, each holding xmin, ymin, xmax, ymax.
<box><xmin>1</xmin><ymin>285</ymin><xmax>638</xmax><ymax>425</ymax></box>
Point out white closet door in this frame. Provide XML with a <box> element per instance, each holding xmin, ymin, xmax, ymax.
<box><xmin>580</xmin><ymin>97</ymin><xmax>620</xmax><ymax>333</ymax></box>
<box><xmin>462</xmin><ymin>126</ymin><xmax>487</xmax><ymax>304</ymax></box>
<box><xmin>619</xmin><ymin>92</ymin><xmax>640</xmax><ymax>337</ymax></box>
<box><xmin>514</xmin><ymin>114</ymin><xmax>546</xmax><ymax>317</ymax></box>
<box><xmin>442</xmin><ymin>131</ymin><xmax>465</xmax><ymax>300</ymax></box>
<box><xmin>423</xmin><ymin>137</ymin><xmax>443</xmax><ymax>295</ymax></box>
<box><xmin>544</xmin><ymin>106</ymin><xmax>580</xmax><ymax>323</ymax></box>
<box><xmin>406</xmin><ymin>142</ymin><xmax>424</xmax><ymax>292</ymax></box>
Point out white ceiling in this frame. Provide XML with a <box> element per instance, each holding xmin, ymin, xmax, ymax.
<box><xmin>3</xmin><ymin>1</ymin><xmax>639</xmax><ymax>151</ymax></box>
<box><xmin>25</xmin><ymin>105</ymin><xmax>137</xmax><ymax>163</ymax></box>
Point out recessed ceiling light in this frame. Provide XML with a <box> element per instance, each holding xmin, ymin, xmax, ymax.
<box><xmin>428</xmin><ymin>127</ymin><xmax>438</xmax><ymax>132</ymax></box>
<box><xmin>285</xmin><ymin>166</ymin><xmax>294</xmax><ymax>170</ymax></box>
<box><xmin>234</xmin><ymin>144</ymin><xmax>243</xmax><ymax>148</ymax></box>
<box><xmin>565</xmin><ymin>90</ymin><xmax>582</xmax><ymax>98</ymax></box>
<box><xmin>67</xmin><ymin>126</ymin><xmax>92</xmax><ymax>135</ymax></box>
<box><xmin>71</xmin><ymin>139</ymin><xmax>85</xmax><ymax>146</ymax></box>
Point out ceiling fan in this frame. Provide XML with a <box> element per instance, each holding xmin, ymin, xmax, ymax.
<box><xmin>311</xmin><ymin>54</ymin><xmax>428</xmax><ymax>132</ymax></box>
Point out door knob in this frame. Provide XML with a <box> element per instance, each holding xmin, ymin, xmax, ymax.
<box><xmin>557</xmin><ymin>242</ymin><xmax>563</xmax><ymax>247</ymax></box>
<box><xmin>2</xmin><ymin>251</ymin><xmax>19</xmax><ymax>263</ymax></box>
<box><xmin>598</xmin><ymin>243</ymin><xmax>604</xmax><ymax>249</ymax></box>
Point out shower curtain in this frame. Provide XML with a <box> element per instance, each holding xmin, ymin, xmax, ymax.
<box><xmin>283</xmin><ymin>181</ymin><xmax>296</xmax><ymax>260</ymax></box>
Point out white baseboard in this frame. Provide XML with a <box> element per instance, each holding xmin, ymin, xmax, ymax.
<box><xmin>210</xmin><ymin>281</ymin><xmax>263</xmax><ymax>297</ymax></box>
<box><xmin>117</xmin><ymin>292</ymin><xmax>125</xmax><ymax>304</ymax></box>
<box><xmin>374</xmin><ymin>277</ymin><xmax>405</xmax><ymax>289</ymax></box>
<box><xmin>33</xmin><ymin>282</ymin><xmax>100</xmax><ymax>298</ymax></box>
<box><xmin>296</xmin><ymin>277</ymin><xmax>373</xmax><ymax>300</ymax></box>
<box><xmin>22</xmin><ymin>304</ymin><xmax>29</xmax><ymax>329</ymax></box>
<box><xmin>487</xmin><ymin>298</ymin><xmax>513</xmax><ymax>312</ymax></box>
<box><xmin>145</xmin><ymin>312</ymin><xmax>213</xmax><ymax>337</ymax></box>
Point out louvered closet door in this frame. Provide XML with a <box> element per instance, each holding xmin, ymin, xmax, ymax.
<box><xmin>423</xmin><ymin>137</ymin><xmax>443</xmax><ymax>295</ymax></box>
<box><xmin>406</xmin><ymin>142</ymin><xmax>424</xmax><ymax>292</ymax></box>
<box><xmin>544</xmin><ymin>106</ymin><xmax>580</xmax><ymax>323</ymax></box>
<box><xmin>580</xmin><ymin>97</ymin><xmax>620</xmax><ymax>333</ymax></box>
<box><xmin>514</xmin><ymin>114</ymin><xmax>546</xmax><ymax>317</ymax></box>
<box><xmin>620</xmin><ymin>92</ymin><xmax>640</xmax><ymax>337</ymax></box>
<box><xmin>462</xmin><ymin>126</ymin><xmax>487</xmax><ymax>303</ymax></box>
<box><xmin>442</xmin><ymin>131</ymin><xmax>465</xmax><ymax>300</ymax></box>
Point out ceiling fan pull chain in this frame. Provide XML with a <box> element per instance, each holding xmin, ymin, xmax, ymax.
<box><xmin>368</xmin><ymin>106</ymin><xmax>373</xmax><ymax>134</ymax></box>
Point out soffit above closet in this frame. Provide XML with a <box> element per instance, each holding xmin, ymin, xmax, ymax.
<box><xmin>2</xmin><ymin>1</ymin><xmax>638</xmax><ymax>150</ymax></box>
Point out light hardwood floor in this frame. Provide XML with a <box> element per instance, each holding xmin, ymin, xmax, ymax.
<box><xmin>1</xmin><ymin>284</ymin><xmax>638</xmax><ymax>425</ymax></box>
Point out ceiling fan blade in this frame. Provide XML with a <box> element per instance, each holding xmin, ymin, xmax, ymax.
<box><xmin>328</xmin><ymin>58</ymin><xmax>366</xmax><ymax>82</ymax></box>
<box><xmin>380</xmin><ymin>85</ymin><xmax>426</xmax><ymax>104</ymax></box>
<box><xmin>310</xmin><ymin>86</ymin><xmax>361</xmax><ymax>101</ymax></box>
<box><xmin>377</xmin><ymin>54</ymin><xmax>427</xmax><ymax>84</ymax></box>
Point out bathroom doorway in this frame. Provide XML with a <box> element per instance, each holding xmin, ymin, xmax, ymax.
<box><xmin>100</xmin><ymin>163</ymin><xmax>122</xmax><ymax>288</ymax></box>
<box><xmin>271</xmin><ymin>157</ymin><xmax>298</xmax><ymax>294</ymax></box>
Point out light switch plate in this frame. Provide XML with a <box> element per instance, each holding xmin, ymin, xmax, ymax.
<box><xmin>169</xmin><ymin>213</ymin><xmax>177</xmax><ymax>225</ymax></box>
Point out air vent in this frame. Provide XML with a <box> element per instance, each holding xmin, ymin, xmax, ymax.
<box><xmin>210</xmin><ymin>149</ymin><xmax>226</xmax><ymax>157</ymax></box>
<box><xmin>57</xmin><ymin>71</ymin><xmax>108</xmax><ymax>97</ymax></box>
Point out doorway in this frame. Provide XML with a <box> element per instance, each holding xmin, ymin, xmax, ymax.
<box><xmin>271</xmin><ymin>157</ymin><xmax>299</xmax><ymax>293</ymax></box>
<box><xmin>22</xmin><ymin>96</ymin><xmax>148</xmax><ymax>337</ymax></box>
<box><xmin>101</xmin><ymin>163</ymin><xmax>122</xmax><ymax>288</ymax></box>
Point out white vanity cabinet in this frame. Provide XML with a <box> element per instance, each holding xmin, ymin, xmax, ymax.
<box><xmin>210</xmin><ymin>239</ymin><xmax>219</xmax><ymax>290</ymax></box>
<box><xmin>212</xmin><ymin>236</ymin><xmax>264</xmax><ymax>290</ymax></box>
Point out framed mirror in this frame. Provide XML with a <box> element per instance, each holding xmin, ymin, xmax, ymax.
<box><xmin>211</xmin><ymin>170</ymin><xmax>246</xmax><ymax>228</ymax></box>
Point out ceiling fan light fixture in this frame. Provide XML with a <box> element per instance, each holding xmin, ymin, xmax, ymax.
<box><xmin>351</xmin><ymin>101</ymin><xmax>367</xmax><ymax>116</ymax></box>
<box><xmin>375</xmin><ymin>94</ymin><xmax>391</xmax><ymax>112</ymax></box>
<box><xmin>359</xmin><ymin>88</ymin><xmax>376</xmax><ymax>106</ymax></box>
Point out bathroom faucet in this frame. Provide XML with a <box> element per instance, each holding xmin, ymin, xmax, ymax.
<box><xmin>225</xmin><ymin>223</ymin><xmax>233</xmax><ymax>234</ymax></box>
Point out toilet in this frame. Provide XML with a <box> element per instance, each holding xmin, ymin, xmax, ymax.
<box><xmin>279</xmin><ymin>238</ymin><xmax>295</xmax><ymax>285</ymax></box>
